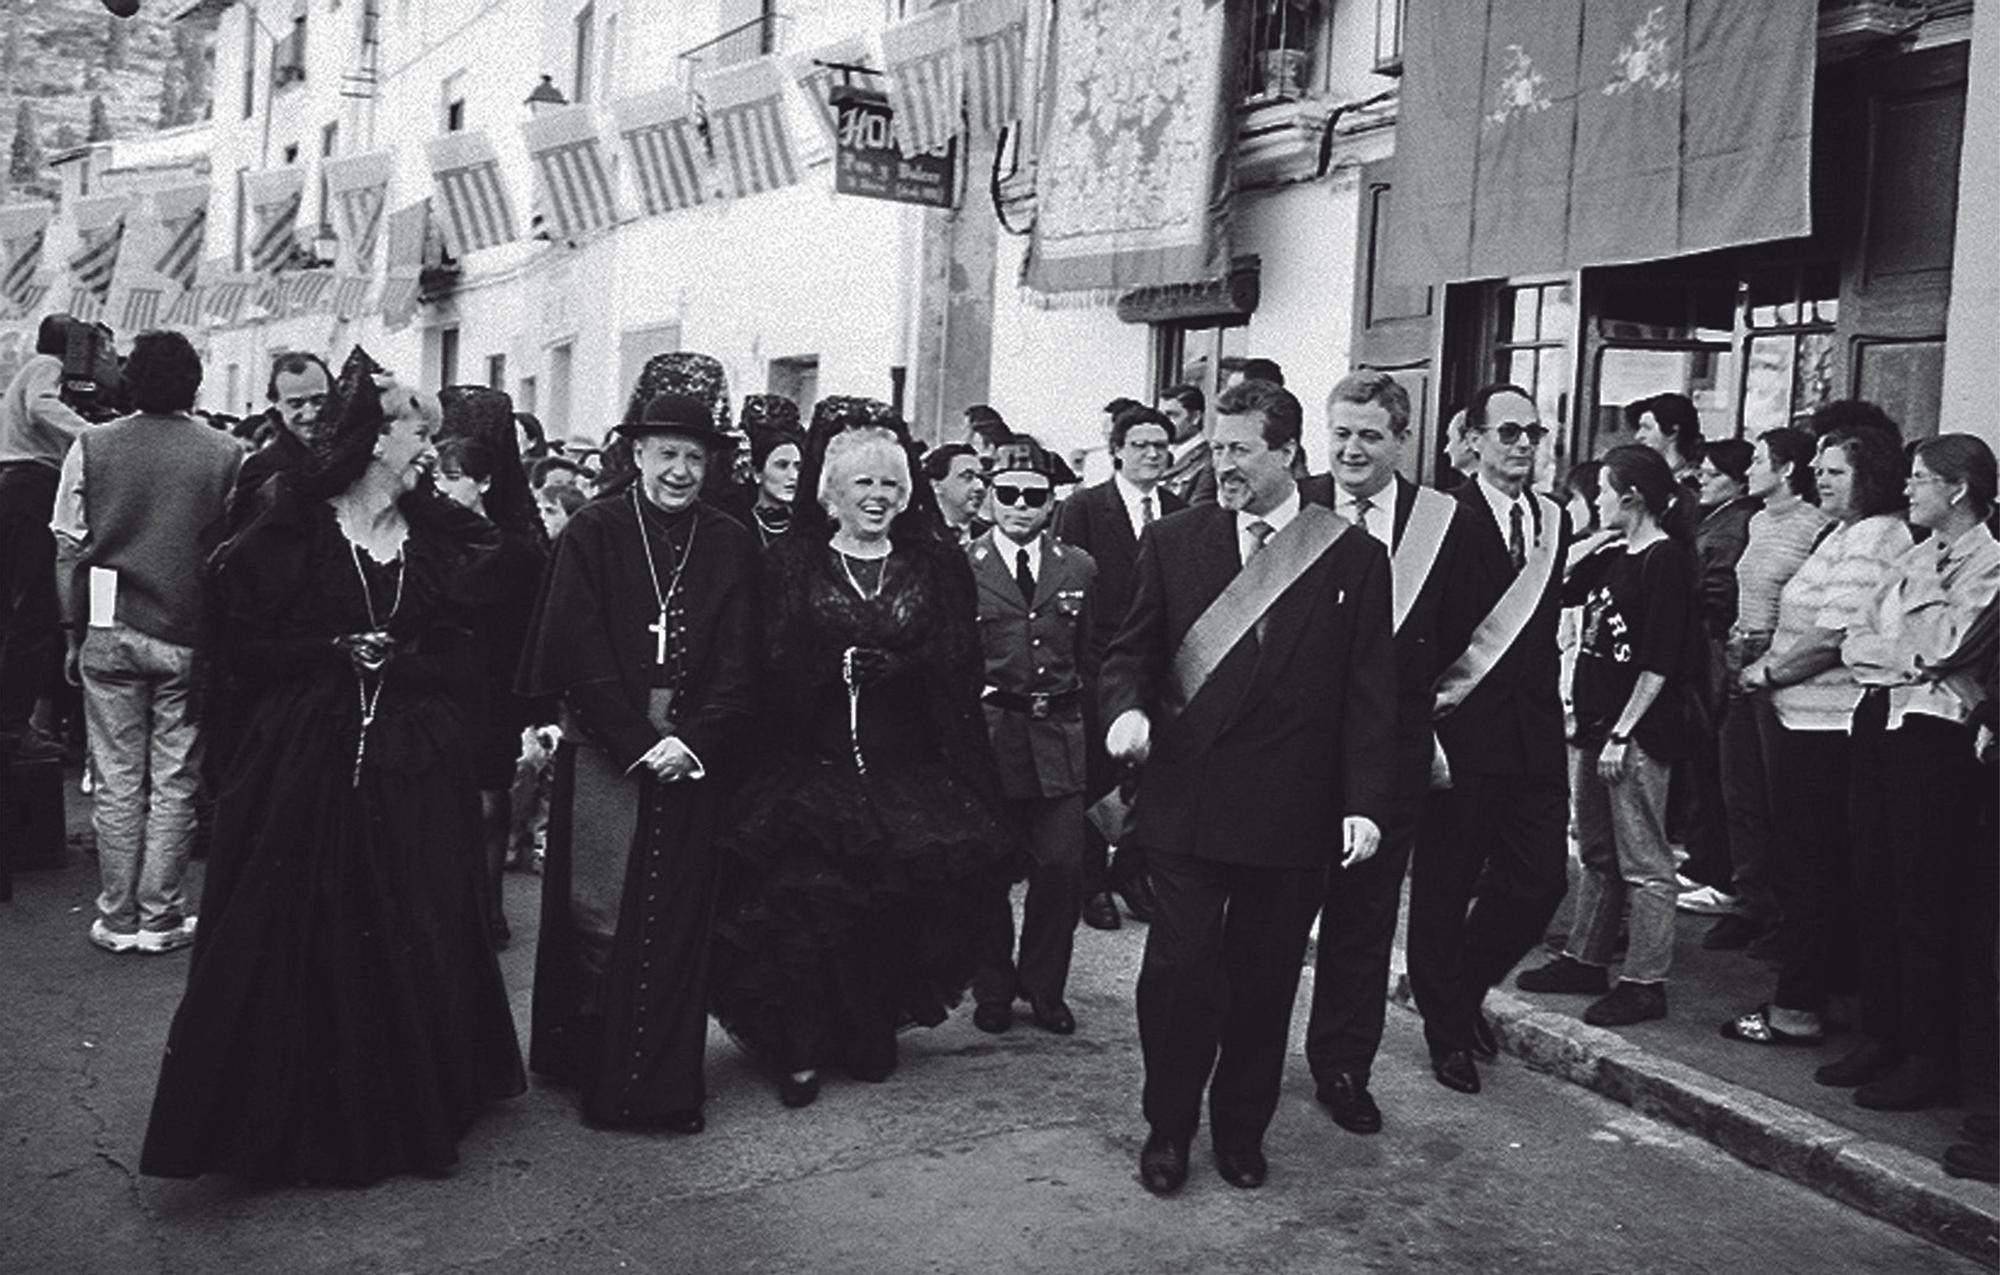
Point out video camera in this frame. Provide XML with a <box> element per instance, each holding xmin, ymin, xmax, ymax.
<box><xmin>51</xmin><ymin>316</ymin><xmax>125</xmax><ymax>421</ymax></box>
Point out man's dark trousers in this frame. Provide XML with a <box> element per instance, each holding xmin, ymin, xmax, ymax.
<box><xmin>1306</xmin><ymin>808</ymin><xmax>1415</xmax><ymax>1086</ymax></box>
<box><xmin>0</xmin><ymin>463</ymin><xmax>60</xmax><ymax>734</ymax></box>
<box><xmin>1140</xmin><ymin>851</ymin><xmax>1324</xmax><ymax>1151</ymax></box>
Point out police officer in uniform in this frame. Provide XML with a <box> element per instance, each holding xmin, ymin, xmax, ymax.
<box><xmin>968</xmin><ymin>438</ymin><xmax>1097</xmax><ymax>1035</ymax></box>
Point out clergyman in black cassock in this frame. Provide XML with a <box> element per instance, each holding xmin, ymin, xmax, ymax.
<box><xmin>516</xmin><ymin>392</ymin><xmax>757</xmax><ymax>1130</ymax></box>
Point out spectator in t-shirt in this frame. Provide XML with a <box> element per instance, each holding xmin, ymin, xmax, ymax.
<box><xmin>1516</xmin><ymin>446</ymin><xmax>1699</xmax><ymax>1028</ymax></box>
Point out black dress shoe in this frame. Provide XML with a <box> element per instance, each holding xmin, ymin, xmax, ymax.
<box><xmin>973</xmin><ymin>1002</ymin><xmax>1013</xmax><ymax>1034</ymax></box>
<box><xmin>660</xmin><ymin>1108</ymin><xmax>705</xmax><ymax>1134</ymax></box>
<box><xmin>778</xmin><ymin>1072</ymin><xmax>821</xmax><ymax>1109</ymax></box>
<box><xmin>1026</xmin><ymin>997</ymin><xmax>1075</xmax><ymax>1035</ymax></box>
<box><xmin>1113</xmin><ymin>878</ymin><xmax>1156</xmax><ymax>924</ymax></box>
<box><xmin>1814</xmin><ymin>1039</ymin><xmax>1899</xmax><ymax>1088</ymax></box>
<box><xmin>1431</xmin><ymin>1048</ymin><xmax>1481</xmax><ymax>1094</ymax></box>
<box><xmin>1470</xmin><ymin>1014</ymin><xmax>1500</xmax><ymax>1062</ymax></box>
<box><xmin>1315</xmin><ymin>1071</ymin><xmax>1382</xmax><ymax>1135</ymax></box>
<box><xmin>1082</xmin><ymin>891</ymin><xmax>1122</xmax><ymax>931</ymax></box>
<box><xmin>1214</xmin><ymin>1147</ymin><xmax>1268</xmax><ymax>1189</ymax></box>
<box><xmin>1138</xmin><ymin>1132</ymin><xmax>1189</xmax><ymax>1196</ymax></box>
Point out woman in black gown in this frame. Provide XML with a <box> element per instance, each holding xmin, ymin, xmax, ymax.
<box><xmin>436</xmin><ymin>385</ymin><xmax>551</xmax><ymax>948</ymax></box>
<box><xmin>710</xmin><ymin>398</ymin><xmax>1016</xmax><ymax>1108</ymax></box>
<box><xmin>141</xmin><ymin>350</ymin><xmax>524</xmax><ymax>1185</ymax></box>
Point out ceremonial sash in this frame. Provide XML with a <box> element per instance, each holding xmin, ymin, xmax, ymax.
<box><xmin>1167</xmin><ymin>503</ymin><xmax>1347</xmax><ymax>715</ymax></box>
<box><xmin>1433</xmin><ymin>492</ymin><xmax>1561</xmax><ymax>717</ymax></box>
<box><xmin>1391</xmin><ymin>486</ymin><xmax>1454</xmax><ymax>635</ymax></box>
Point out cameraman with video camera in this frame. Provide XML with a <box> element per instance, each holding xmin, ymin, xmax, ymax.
<box><xmin>0</xmin><ymin>315</ymin><xmax>103</xmax><ymax>762</ymax></box>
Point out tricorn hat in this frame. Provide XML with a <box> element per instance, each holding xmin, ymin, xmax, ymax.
<box><xmin>989</xmin><ymin>434</ymin><xmax>1079</xmax><ymax>486</ymax></box>
<box><xmin>614</xmin><ymin>392</ymin><xmax>736</xmax><ymax>448</ymax></box>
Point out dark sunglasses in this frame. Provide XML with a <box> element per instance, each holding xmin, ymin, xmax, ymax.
<box><xmin>1481</xmin><ymin>422</ymin><xmax>1549</xmax><ymax>446</ymax></box>
<box><xmin>992</xmin><ymin>485</ymin><xmax>1052</xmax><ymax>508</ymax></box>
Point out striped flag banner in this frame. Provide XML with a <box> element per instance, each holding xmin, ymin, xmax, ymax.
<box><xmin>323</xmin><ymin>150</ymin><xmax>393</xmax><ymax>271</ymax></box>
<box><xmin>244</xmin><ymin>167</ymin><xmax>305</xmax><ymax>275</ymax></box>
<box><xmin>524</xmin><ymin>104</ymin><xmax>620</xmax><ymax>239</ymax></box>
<box><xmin>149</xmin><ymin>183</ymin><xmax>210</xmax><ymax>291</ymax></box>
<box><xmin>277</xmin><ymin>268</ymin><xmax>334</xmax><ymax>316</ymax></box>
<box><xmin>69</xmin><ymin>289</ymin><xmax>105</xmax><ymax>324</ymax></box>
<box><xmin>613</xmin><ymin>87</ymin><xmax>712</xmax><ymax>217</ymax></box>
<box><xmin>205</xmin><ymin>272</ymin><xmax>261</xmax><ymax>325</ymax></box>
<box><xmin>330</xmin><ymin>273</ymin><xmax>373</xmax><ymax>317</ymax></box>
<box><xmin>881</xmin><ymin>4</ymin><xmax>963</xmax><ymax>156</ymax></box>
<box><xmin>162</xmin><ymin>281</ymin><xmax>206</xmax><ymax>328</ymax></box>
<box><xmin>3</xmin><ymin>281</ymin><xmax>51</xmax><ymax>321</ymax></box>
<box><xmin>120</xmin><ymin>283</ymin><xmax>165</xmax><ymax>332</ymax></box>
<box><xmin>0</xmin><ymin>203</ymin><xmax>53</xmax><ymax>314</ymax></box>
<box><xmin>789</xmin><ymin>35</ymin><xmax>874</xmax><ymax>149</ymax></box>
<box><xmin>961</xmin><ymin>0</ymin><xmax>1027</xmax><ymax>138</ymax></box>
<box><xmin>702</xmin><ymin>57</ymin><xmax>802</xmax><ymax>199</ymax></box>
<box><xmin>66</xmin><ymin>193</ymin><xmax>131</xmax><ymax>307</ymax></box>
<box><xmin>426</xmin><ymin>130</ymin><xmax>517</xmax><ymax>256</ymax></box>
<box><xmin>380</xmin><ymin>199</ymin><xmax>429</xmax><ymax>329</ymax></box>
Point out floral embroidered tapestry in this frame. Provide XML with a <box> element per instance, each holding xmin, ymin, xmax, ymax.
<box><xmin>1022</xmin><ymin>0</ymin><xmax>1239</xmax><ymax>299</ymax></box>
<box><xmin>1392</xmin><ymin>0</ymin><xmax>1817</xmax><ymax>284</ymax></box>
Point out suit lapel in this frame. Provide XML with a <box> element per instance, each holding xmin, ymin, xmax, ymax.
<box><xmin>1392</xmin><ymin>476</ymin><xmax>1417</xmax><ymax>548</ymax></box>
<box><xmin>1098</xmin><ymin>482</ymin><xmax>1139</xmax><ymax>560</ymax></box>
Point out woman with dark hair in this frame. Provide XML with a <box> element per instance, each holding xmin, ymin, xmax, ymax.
<box><xmin>141</xmin><ymin>350</ymin><xmax>523</xmax><ymax>1184</ymax></box>
<box><xmin>730</xmin><ymin>394</ymin><xmax>804</xmax><ymax>548</ymax></box>
<box><xmin>709</xmin><ymin>400</ymin><xmax>1012</xmax><ymax>1109</ymax></box>
<box><xmin>1517</xmin><ymin>446</ymin><xmax>1698</xmax><ymax>1026</ymax></box>
<box><xmin>1703</xmin><ymin>428</ymin><xmax>1829</xmax><ymax>952</ymax></box>
<box><xmin>437</xmin><ymin>386</ymin><xmax>552</xmax><ymax>946</ymax></box>
<box><xmin>1828</xmin><ymin>434</ymin><xmax>2000</xmax><ymax>1109</ymax></box>
<box><xmin>1723</xmin><ymin>423</ymin><xmax>1910</xmax><ymax>1049</ymax></box>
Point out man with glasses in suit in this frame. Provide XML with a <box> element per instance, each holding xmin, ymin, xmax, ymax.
<box><xmin>1406</xmin><ymin>383</ymin><xmax>1572</xmax><ymax>1098</ymax></box>
<box><xmin>1055</xmin><ymin>405</ymin><xmax>1185</xmax><ymax>930</ymax></box>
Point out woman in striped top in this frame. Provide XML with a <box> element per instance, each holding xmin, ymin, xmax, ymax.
<box><xmin>1830</xmin><ymin>434</ymin><xmax>2000</xmax><ymax>1110</ymax></box>
<box><xmin>1704</xmin><ymin>428</ymin><xmax>1828</xmax><ymax>952</ymax></box>
<box><xmin>1722</xmin><ymin>423</ymin><xmax>1910</xmax><ymax>1050</ymax></box>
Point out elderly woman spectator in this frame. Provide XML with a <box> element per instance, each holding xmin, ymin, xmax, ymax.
<box><xmin>1722</xmin><ymin>420</ymin><xmax>1911</xmax><ymax>1050</ymax></box>
<box><xmin>1704</xmin><ymin>428</ymin><xmax>1828</xmax><ymax>951</ymax></box>
<box><xmin>1831</xmin><ymin>434</ymin><xmax>2000</xmax><ymax>1111</ymax></box>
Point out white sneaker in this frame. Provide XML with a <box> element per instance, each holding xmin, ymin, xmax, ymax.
<box><xmin>88</xmin><ymin>919</ymin><xmax>143</xmax><ymax>954</ymax></box>
<box><xmin>1676</xmin><ymin>885</ymin><xmax>1739</xmax><ymax>915</ymax></box>
<box><xmin>132</xmin><ymin>916</ymin><xmax>198</xmax><ymax>954</ymax></box>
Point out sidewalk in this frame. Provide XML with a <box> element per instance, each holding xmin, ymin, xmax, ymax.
<box><xmin>1380</xmin><ymin>902</ymin><xmax>2000</xmax><ymax>1265</ymax></box>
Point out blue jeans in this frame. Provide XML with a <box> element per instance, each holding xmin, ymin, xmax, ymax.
<box><xmin>81</xmin><ymin>624</ymin><xmax>201</xmax><ymax>931</ymax></box>
<box><xmin>1567</xmin><ymin>738</ymin><xmax>1677</xmax><ymax>984</ymax></box>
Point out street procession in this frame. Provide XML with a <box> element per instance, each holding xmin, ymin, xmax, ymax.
<box><xmin>1</xmin><ymin>0</ymin><xmax>1997</xmax><ymax>1270</ymax></box>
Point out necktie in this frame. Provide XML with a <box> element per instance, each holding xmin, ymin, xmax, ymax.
<box><xmin>1142</xmin><ymin>493</ymin><xmax>1157</xmax><ymax>527</ymax></box>
<box><xmin>1015</xmin><ymin>547</ymin><xmax>1035</xmax><ymax>605</ymax></box>
<box><xmin>1508</xmin><ymin>501</ymin><xmax>1527</xmax><ymax>572</ymax></box>
<box><xmin>1353</xmin><ymin>495</ymin><xmax>1374</xmax><ymax>537</ymax></box>
<box><xmin>1246</xmin><ymin>519</ymin><xmax>1274</xmax><ymax>561</ymax></box>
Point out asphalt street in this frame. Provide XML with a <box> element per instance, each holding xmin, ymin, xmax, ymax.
<box><xmin>1</xmin><ymin>862</ymin><xmax>1987</xmax><ymax>1275</ymax></box>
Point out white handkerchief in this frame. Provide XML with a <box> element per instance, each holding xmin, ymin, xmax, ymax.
<box><xmin>88</xmin><ymin>567</ymin><xmax>118</xmax><ymax>628</ymax></box>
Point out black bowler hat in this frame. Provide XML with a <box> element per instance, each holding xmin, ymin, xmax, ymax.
<box><xmin>614</xmin><ymin>392</ymin><xmax>736</xmax><ymax>449</ymax></box>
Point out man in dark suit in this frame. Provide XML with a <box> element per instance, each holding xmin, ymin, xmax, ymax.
<box><xmin>968</xmin><ymin>440</ymin><xmax>1097</xmax><ymax>1035</ymax></box>
<box><xmin>1156</xmin><ymin>384</ymin><xmax>1215</xmax><ymax>507</ymax></box>
<box><xmin>227</xmin><ymin>351</ymin><xmax>331</xmax><ymax>532</ymax></box>
<box><xmin>1101</xmin><ymin>379</ymin><xmax>1395</xmax><ymax>1195</ymax></box>
<box><xmin>1406</xmin><ymin>383</ymin><xmax>1573</xmax><ymax>1097</ymax></box>
<box><xmin>1298</xmin><ymin>371</ymin><xmax>1474</xmax><ymax>1135</ymax></box>
<box><xmin>1054</xmin><ymin>405</ymin><xmax>1184</xmax><ymax>930</ymax></box>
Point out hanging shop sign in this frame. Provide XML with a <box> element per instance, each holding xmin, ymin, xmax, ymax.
<box><xmin>831</xmin><ymin>87</ymin><xmax>958</xmax><ymax>210</ymax></box>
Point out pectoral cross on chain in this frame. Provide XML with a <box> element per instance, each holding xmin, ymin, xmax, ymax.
<box><xmin>649</xmin><ymin>608</ymin><xmax>670</xmax><ymax>666</ymax></box>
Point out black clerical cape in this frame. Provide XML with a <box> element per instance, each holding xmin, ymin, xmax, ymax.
<box><xmin>516</xmin><ymin>492</ymin><xmax>757</xmax><ymax>1125</ymax></box>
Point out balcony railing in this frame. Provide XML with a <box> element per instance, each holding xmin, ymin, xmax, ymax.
<box><xmin>679</xmin><ymin>13</ymin><xmax>793</xmax><ymax>89</ymax></box>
